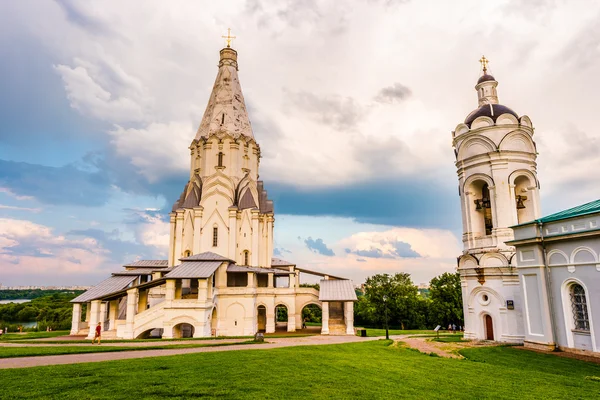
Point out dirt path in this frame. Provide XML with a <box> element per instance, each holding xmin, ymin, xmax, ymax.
<box><xmin>0</xmin><ymin>335</ymin><xmax>381</xmax><ymax>369</ymax></box>
<box><xmin>0</xmin><ymin>338</ymin><xmax>249</xmax><ymax>348</ymax></box>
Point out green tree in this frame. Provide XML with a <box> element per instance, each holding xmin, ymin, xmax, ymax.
<box><xmin>429</xmin><ymin>272</ymin><xmax>463</xmax><ymax>327</ymax></box>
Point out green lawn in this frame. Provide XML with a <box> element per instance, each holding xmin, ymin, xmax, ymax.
<box><xmin>1</xmin><ymin>340</ymin><xmax>599</xmax><ymax>399</ymax></box>
<box><xmin>360</xmin><ymin>328</ymin><xmax>439</xmax><ymax>337</ymax></box>
<box><xmin>431</xmin><ymin>335</ymin><xmax>468</xmax><ymax>343</ymax></box>
<box><xmin>0</xmin><ymin>330</ymin><xmax>69</xmax><ymax>341</ymax></box>
<box><xmin>0</xmin><ymin>341</ymin><xmax>257</xmax><ymax>358</ymax></box>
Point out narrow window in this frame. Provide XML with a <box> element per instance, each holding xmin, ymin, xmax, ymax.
<box><xmin>244</xmin><ymin>251</ymin><xmax>249</xmax><ymax>265</ymax></box>
<box><xmin>570</xmin><ymin>284</ymin><xmax>590</xmax><ymax>331</ymax></box>
<box><xmin>218</xmin><ymin>152</ymin><xmax>224</xmax><ymax>167</ymax></box>
<box><xmin>213</xmin><ymin>227</ymin><xmax>218</xmax><ymax>247</ymax></box>
<box><xmin>221</xmin><ymin>113</ymin><xmax>225</xmax><ymax>125</ymax></box>
<box><xmin>482</xmin><ymin>184</ymin><xmax>493</xmax><ymax>235</ymax></box>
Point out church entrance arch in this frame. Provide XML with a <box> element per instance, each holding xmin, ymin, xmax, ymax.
<box><xmin>275</xmin><ymin>304</ymin><xmax>288</xmax><ymax>332</ymax></box>
<box><xmin>484</xmin><ymin>314</ymin><xmax>494</xmax><ymax>340</ymax></box>
<box><xmin>173</xmin><ymin>323</ymin><xmax>195</xmax><ymax>338</ymax></box>
<box><xmin>257</xmin><ymin>305</ymin><xmax>267</xmax><ymax>332</ymax></box>
<box><xmin>300</xmin><ymin>303</ymin><xmax>322</xmax><ymax>333</ymax></box>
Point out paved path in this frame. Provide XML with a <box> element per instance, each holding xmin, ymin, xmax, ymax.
<box><xmin>0</xmin><ymin>338</ymin><xmax>249</xmax><ymax>348</ymax></box>
<box><xmin>0</xmin><ymin>335</ymin><xmax>391</xmax><ymax>370</ymax></box>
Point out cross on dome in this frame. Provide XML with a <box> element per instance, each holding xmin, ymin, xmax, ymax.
<box><xmin>222</xmin><ymin>28</ymin><xmax>236</xmax><ymax>48</ymax></box>
<box><xmin>479</xmin><ymin>55</ymin><xmax>489</xmax><ymax>74</ymax></box>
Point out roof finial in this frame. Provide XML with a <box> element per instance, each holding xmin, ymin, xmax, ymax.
<box><xmin>222</xmin><ymin>28</ymin><xmax>236</xmax><ymax>48</ymax></box>
<box><xmin>479</xmin><ymin>55</ymin><xmax>489</xmax><ymax>74</ymax></box>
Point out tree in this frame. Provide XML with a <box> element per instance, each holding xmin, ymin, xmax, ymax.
<box><xmin>359</xmin><ymin>273</ymin><xmax>424</xmax><ymax>331</ymax></box>
<box><xmin>429</xmin><ymin>272</ymin><xmax>463</xmax><ymax>327</ymax></box>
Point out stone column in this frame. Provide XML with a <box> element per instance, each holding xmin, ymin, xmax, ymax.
<box><xmin>198</xmin><ymin>279</ymin><xmax>208</xmax><ymax>304</ymax></box>
<box><xmin>251</xmin><ymin>209</ymin><xmax>260</xmax><ymax>266</ymax></box>
<box><xmin>193</xmin><ymin>207</ymin><xmax>203</xmax><ymax>254</ymax></box>
<box><xmin>295</xmin><ymin>272</ymin><xmax>300</xmax><ymax>288</ymax></box>
<box><xmin>168</xmin><ymin>213</ymin><xmax>176</xmax><ymax>266</ymax></box>
<box><xmin>268</xmin><ymin>273</ymin><xmax>274</xmax><ymax>288</ymax></box>
<box><xmin>288</xmin><ymin>274</ymin><xmax>294</xmax><ymax>288</ymax></box>
<box><xmin>247</xmin><ymin>272</ymin><xmax>255</xmax><ymax>288</ymax></box>
<box><xmin>266</xmin><ymin>216</ymin><xmax>274</xmax><ymax>268</ymax></box>
<box><xmin>124</xmin><ymin>288</ymin><xmax>138</xmax><ymax>339</ymax></box>
<box><xmin>137</xmin><ymin>290</ymin><xmax>148</xmax><ymax>313</ymax></box>
<box><xmin>228</xmin><ymin>207</ymin><xmax>238</xmax><ymax>261</ymax></box>
<box><xmin>70</xmin><ymin>303</ymin><xmax>82</xmax><ymax>335</ymax></box>
<box><xmin>86</xmin><ymin>300</ymin><xmax>101</xmax><ymax>339</ymax></box>
<box><xmin>108</xmin><ymin>300</ymin><xmax>118</xmax><ymax>331</ymax></box>
<box><xmin>99</xmin><ymin>302</ymin><xmax>107</xmax><ymax>332</ymax></box>
<box><xmin>321</xmin><ymin>302</ymin><xmax>329</xmax><ymax>335</ymax></box>
<box><xmin>265</xmin><ymin>305</ymin><xmax>276</xmax><ymax>334</ymax></box>
<box><xmin>287</xmin><ymin>302</ymin><xmax>296</xmax><ymax>332</ymax></box>
<box><xmin>174</xmin><ymin>211</ymin><xmax>184</xmax><ymax>261</ymax></box>
<box><xmin>165</xmin><ymin>279</ymin><xmax>176</xmax><ymax>306</ymax></box>
<box><xmin>345</xmin><ymin>302</ymin><xmax>354</xmax><ymax>335</ymax></box>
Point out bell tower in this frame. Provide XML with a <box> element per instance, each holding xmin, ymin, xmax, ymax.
<box><xmin>452</xmin><ymin>57</ymin><xmax>541</xmax><ymax>342</ymax></box>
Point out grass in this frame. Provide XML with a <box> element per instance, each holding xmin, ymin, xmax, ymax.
<box><xmin>0</xmin><ymin>330</ymin><xmax>69</xmax><ymax>341</ymax></box>
<box><xmin>359</xmin><ymin>328</ymin><xmax>443</xmax><ymax>337</ymax></box>
<box><xmin>1</xmin><ymin>340</ymin><xmax>599</xmax><ymax>399</ymax></box>
<box><xmin>0</xmin><ymin>340</ymin><xmax>257</xmax><ymax>358</ymax></box>
<box><xmin>431</xmin><ymin>335</ymin><xmax>468</xmax><ymax>343</ymax></box>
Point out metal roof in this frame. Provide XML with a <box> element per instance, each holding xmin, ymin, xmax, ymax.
<box><xmin>179</xmin><ymin>251</ymin><xmax>233</xmax><ymax>262</ymax></box>
<box><xmin>512</xmin><ymin>199</ymin><xmax>600</xmax><ymax>228</ymax></box>
<box><xmin>227</xmin><ymin>265</ymin><xmax>291</xmax><ymax>275</ymax></box>
<box><xmin>71</xmin><ymin>276</ymin><xmax>137</xmax><ymax>303</ymax></box>
<box><xmin>112</xmin><ymin>269</ymin><xmax>157</xmax><ymax>276</ymax></box>
<box><xmin>271</xmin><ymin>258</ymin><xmax>295</xmax><ymax>266</ymax></box>
<box><xmin>122</xmin><ymin>260</ymin><xmax>169</xmax><ymax>268</ymax></box>
<box><xmin>164</xmin><ymin>261</ymin><xmax>223</xmax><ymax>279</ymax></box>
<box><xmin>319</xmin><ymin>279</ymin><xmax>358</xmax><ymax>302</ymax></box>
<box><xmin>537</xmin><ymin>199</ymin><xmax>600</xmax><ymax>224</ymax></box>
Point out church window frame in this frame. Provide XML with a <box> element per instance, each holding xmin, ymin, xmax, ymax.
<box><xmin>213</xmin><ymin>226</ymin><xmax>218</xmax><ymax>247</ymax></box>
<box><xmin>243</xmin><ymin>250</ymin><xmax>250</xmax><ymax>266</ymax></box>
<box><xmin>217</xmin><ymin>152</ymin><xmax>224</xmax><ymax>167</ymax></box>
<box><xmin>570</xmin><ymin>283</ymin><xmax>590</xmax><ymax>332</ymax></box>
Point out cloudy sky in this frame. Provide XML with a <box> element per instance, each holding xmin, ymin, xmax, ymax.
<box><xmin>1</xmin><ymin>0</ymin><xmax>599</xmax><ymax>287</ymax></box>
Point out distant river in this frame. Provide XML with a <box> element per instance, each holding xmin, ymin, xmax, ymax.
<box><xmin>0</xmin><ymin>299</ymin><xmax>30</xmax><ymax>304</ymax></box>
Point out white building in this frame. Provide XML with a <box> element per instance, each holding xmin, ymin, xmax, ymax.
<box><xmin>452</xmin><ymin>58</ymin><xmax>541</xmax><ymax>343</ymax></box>
<box><xmin>509</xmin><ymin>200</ymin><xmax>600</xmax><ymax>354</ymax></box>
<box><xmin>70</xmin><ymin>44</ymin><xmax>357</xmax><ymax>339</ymax></box>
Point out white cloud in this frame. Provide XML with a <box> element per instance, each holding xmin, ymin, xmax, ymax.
<box><xmin>0</xmin><ymin>218</ymin><xmax>114</xmax><ymax>285</ymax></box>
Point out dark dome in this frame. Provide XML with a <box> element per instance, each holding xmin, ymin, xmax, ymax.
<box><xmin>464</xmin><ymin>104</ymin><xmax>519</xmax><ymax>127</ymax></box>
<box><xmin>477</xmin><ymin>74</ymin><xmax>495</xmax><ymax>84</ymax></box>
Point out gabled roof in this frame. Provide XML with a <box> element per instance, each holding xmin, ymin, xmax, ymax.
<box><xmin>179</xmin><ymin>252</ymin><xmax>233</xmax><ymax>262</ymax></box>
<box><xmin>122</xmin><ymin>260</ymin><xmax>169</xmax><ymax>268</ymax></box>
<box><xmin>271</xmin><ymin>258</ymin><xmax>295</xmax><ymax>267</ymax></box>
<box><xmin>227</xmin><ymin>265</ymin><xmax>291</xmax><ymax>275</ymax></box>
<box><xmin>319</xmin><ymin>279</ymin><xmax>358</xmax><ymax>302</ymax></box>
<box><xmin>71</xmin><ymin>276</ymin><xmax>137</xmax><ymax>303</ymax></box>
<box><xmin>537</xmin><ymin>199</ymin><xmax>600</xmax><ymax>224</ymax></box>
<box><xmin>112</xmin><ymin>269</ymin><xmax>157</xmax><ymax>276</ymax></box>
<box><xmin>164</xmin><ymin>261</ymin><xmax>223</xmax><ymax>279</ymax></box>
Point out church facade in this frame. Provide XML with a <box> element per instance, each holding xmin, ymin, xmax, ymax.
<box><xmin>70</xmin><ymin>45</ymin><xmax>357</xmax><ymax>339</ymax></box>
<box><xmin>452</xmin><ymin>58</ymin><xmax>541</xmax><ymax>343</ymax></box>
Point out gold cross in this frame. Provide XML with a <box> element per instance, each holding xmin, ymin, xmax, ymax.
<box><xmin>222</xmin><ymin>28</ymin><xmax>236</xmax><ymax>48</ymax></box>
<box><xmin>479</xmin><ymin>55</ymin><xmax>489</xmax><ymax>74</ymax></box>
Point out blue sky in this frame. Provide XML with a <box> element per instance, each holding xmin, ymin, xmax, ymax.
<box><xmin>1</xmin><ymin>0</ymin><xmax>599</xmax><ymax>286</ymax></box>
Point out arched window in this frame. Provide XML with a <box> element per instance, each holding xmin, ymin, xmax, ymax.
<box><xmin>183</xmin><ymin>250</ymin><xmax>191</xmax><ymax>258</ymax></box>
<box><xmin>481</xmin><ymin>184</ymin><xmax>493</xmax><ymax>235</ymax></box>
<box><xmin>570</xmin><ymin>284</ymin><xmax>590</xmax><ymax>331</ymax></box>
<box><xmin>213</xmin><ymin>227</ymin><xmax>218</xmax><ymax>247</ymax></box>
<box><xmin>243</xmin><ymin>250</ymin><xmax>249</xmax><ymax>266</ymax></box>
<box><xmin>217</xmin><ymin>152</ymin><xmax>224</xmax><ymax>167</ymax></box>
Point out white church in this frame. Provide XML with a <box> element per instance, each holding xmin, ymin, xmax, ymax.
<box><xmin>70</xmin><ymin>43</ymin><xmax>357</xmax><ymax>339</ymax></box>
<box><xmin>454</xmin><ymin>57</ymin><xmax>600</xmax><ymax>355</ymax></box>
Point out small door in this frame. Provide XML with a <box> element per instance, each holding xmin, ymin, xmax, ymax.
<box><xmin>484</xmin><ymin>315</ymin><xmax>494</xmax><ymax>340</ymax></box>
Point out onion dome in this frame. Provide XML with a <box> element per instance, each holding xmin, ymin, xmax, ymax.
<box><xmin>477</xmin><ymin>74</ymin><xmax>495</xmax><ymax>84</ymax></box>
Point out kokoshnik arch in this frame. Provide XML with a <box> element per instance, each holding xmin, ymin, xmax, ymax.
<box><xmin>69</xmin><ymin>41</ymin><xmax>357</xmax><ymax>340</ymax></box>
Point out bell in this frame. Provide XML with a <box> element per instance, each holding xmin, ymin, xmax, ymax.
<box><xmin>516</xmin><ymin>195</ymin><xmax>526</xmax><ymax>209</ymax></box>
<box><xmin>474</xmin><ymin>199</ymin><xmax>482</xmax><ymax>211</ymax></box>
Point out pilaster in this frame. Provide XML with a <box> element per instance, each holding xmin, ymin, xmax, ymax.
<box><xmin>251</xmin><ymin>209</ymin><xmax>260</xmax><ymax>266</ymax></box>
<box><xmin>321</xmin><ymin>302</ymin><xmax>330</xmax><ymax>335</ymax></box>
<box><xmin>70</xmin><ymin>303</ymin><xmax>82</xmax><ymax>335</ymax></box>
<box><xmin>229</xmin><ymin>207</ymin><xmax>238</xmax><ymax>261</ymax></box>
<box><xmin>193</xmin><ymin>207</ymin><xmax>203</xmax><ymax>254</ymax></box>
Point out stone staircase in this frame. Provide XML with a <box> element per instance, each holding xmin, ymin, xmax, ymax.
<box><xmin>328</xmin><ymin>318</ymin><xmax>347</xmax><ymax>335</ymax></box>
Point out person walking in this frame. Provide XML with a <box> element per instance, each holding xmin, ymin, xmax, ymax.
<box><xmin>92</xmin><ymin>322</ymin><xmax>102</xmax><ymax>345</ymax></box>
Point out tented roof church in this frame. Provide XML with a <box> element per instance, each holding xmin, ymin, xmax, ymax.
<box><xmin>70</xmin><ymin>42</ymin><xmax>357</xmax><ymax>339</ymax></box>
